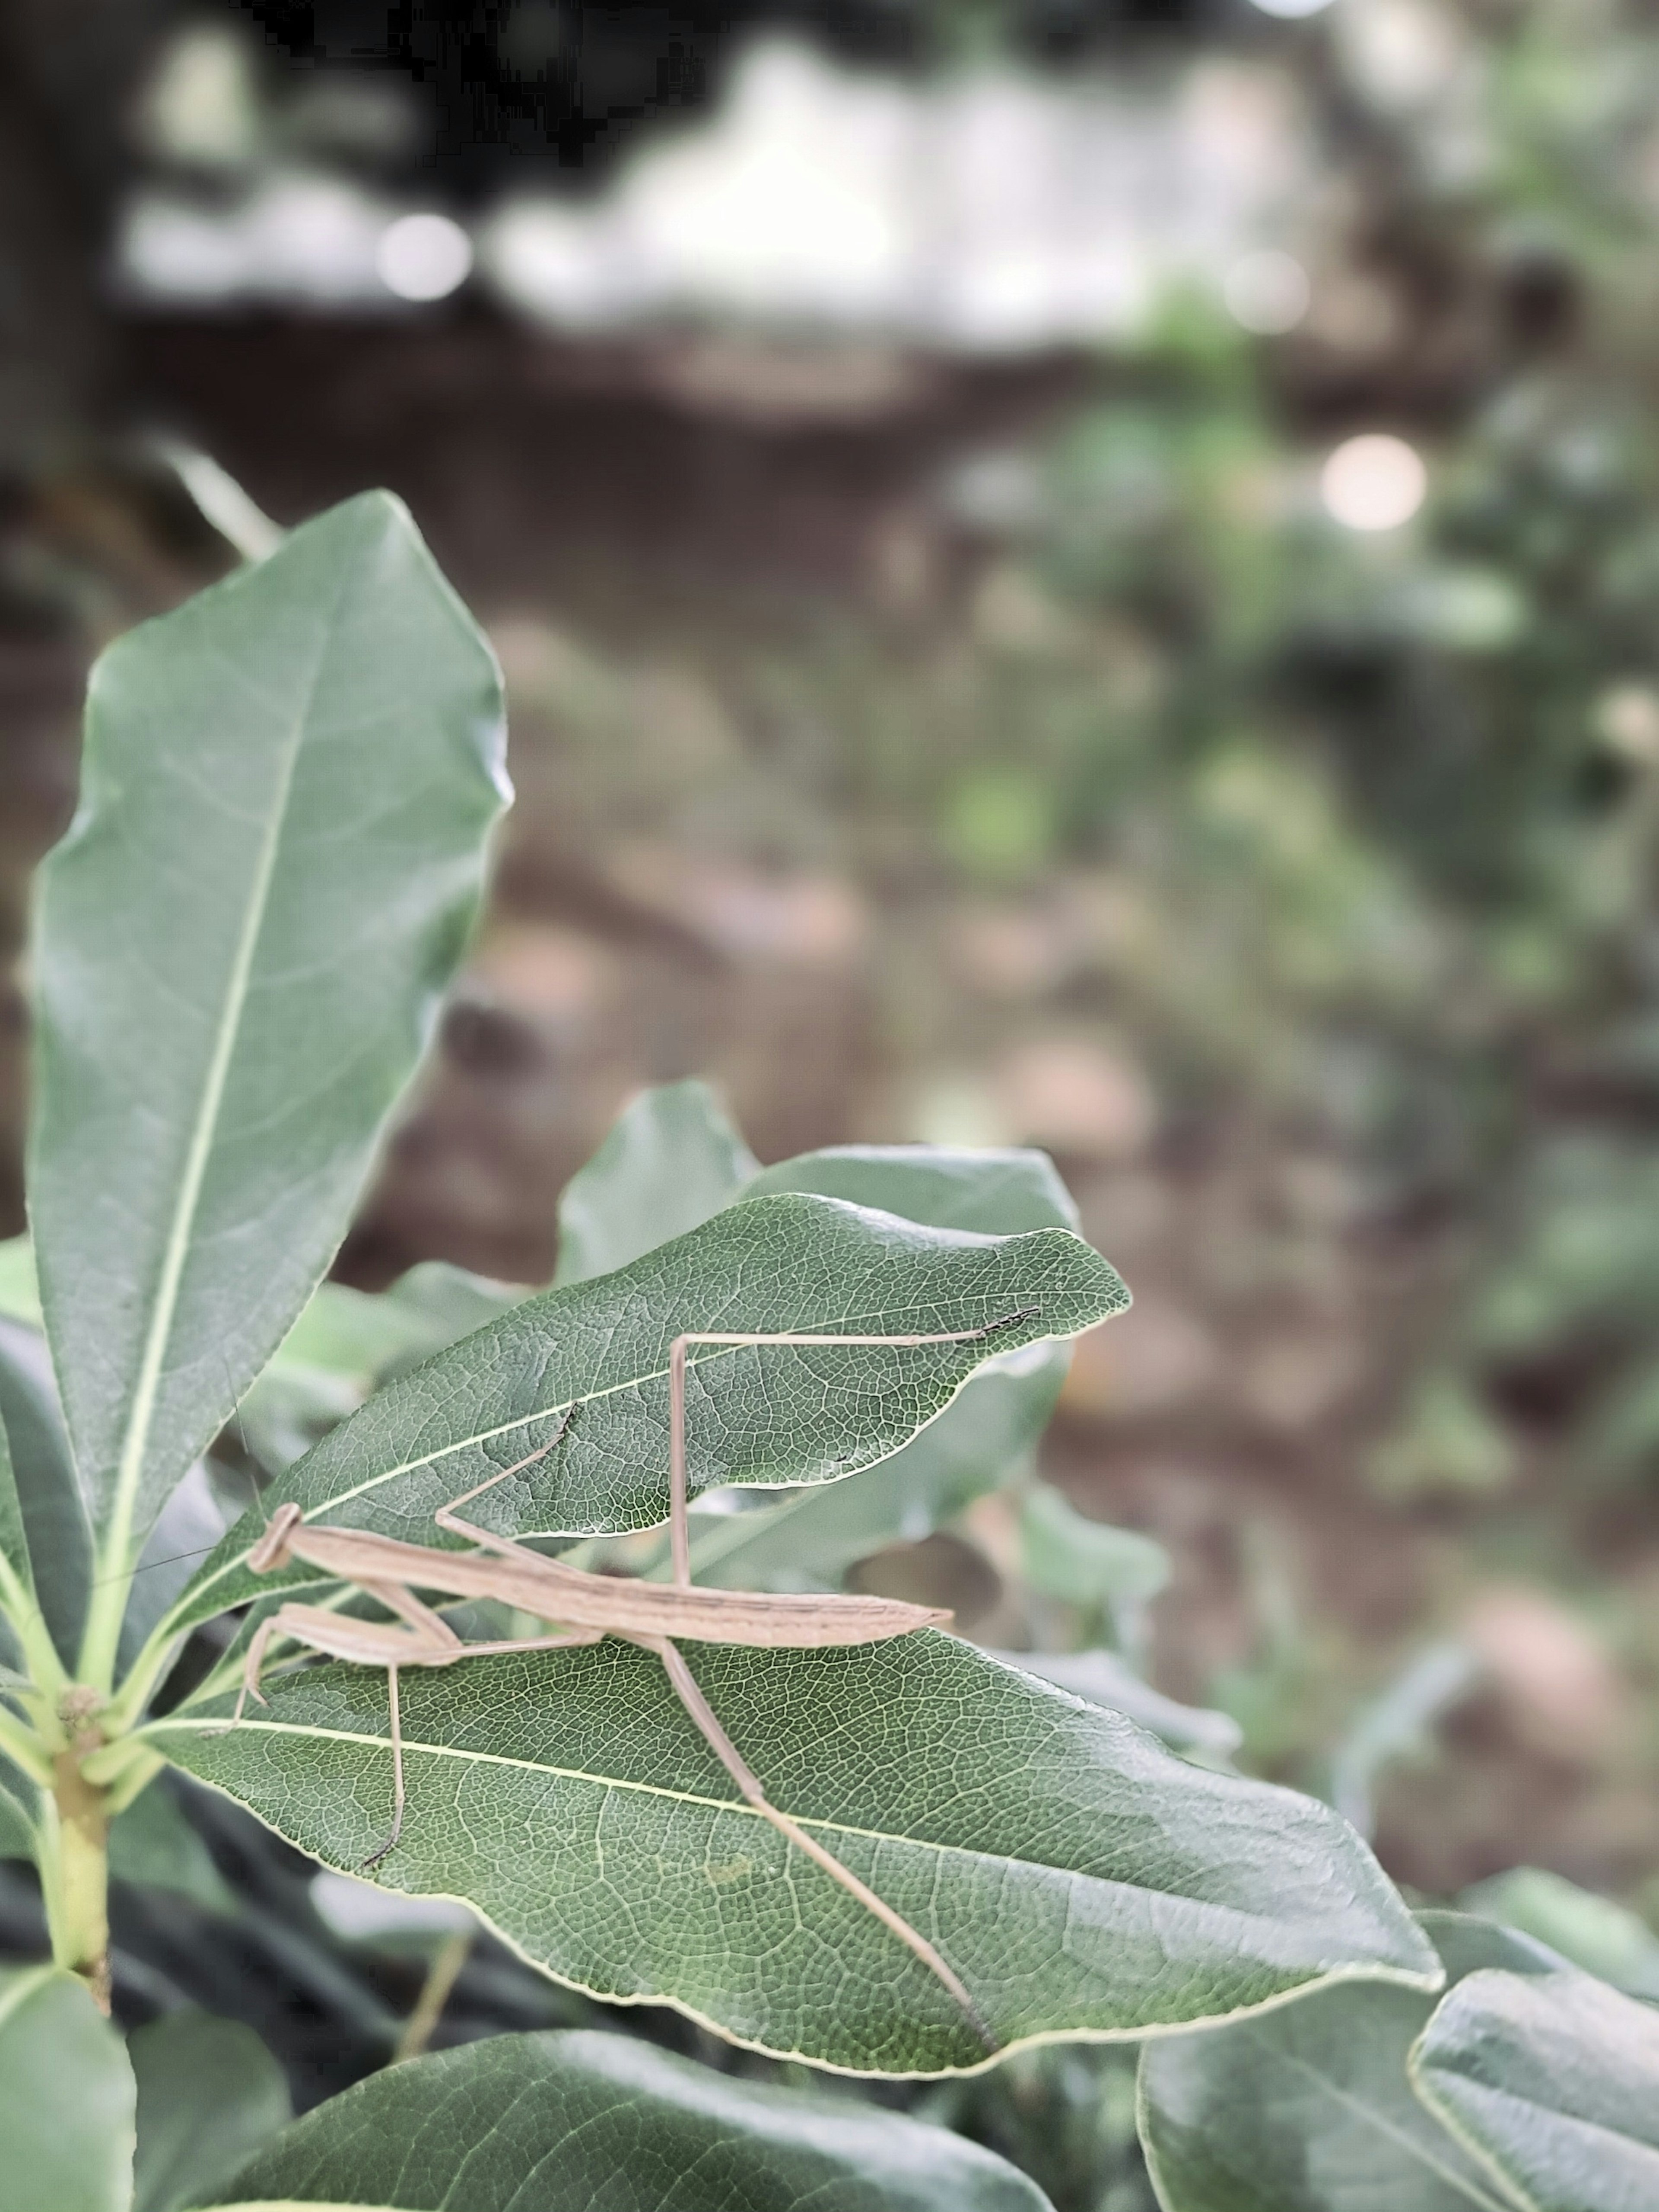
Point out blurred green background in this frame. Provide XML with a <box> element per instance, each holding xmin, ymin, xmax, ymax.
<box><xmin>4</xmin><ymin>0</ymin><xmax>1659</xmax><ymax>2116</ymax></box>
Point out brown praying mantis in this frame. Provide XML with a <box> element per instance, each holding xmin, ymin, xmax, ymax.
<box><xmin>229</xmin><ymin>1311</ymin><xmax>1036</xmax><ymax>2035</ymax></box>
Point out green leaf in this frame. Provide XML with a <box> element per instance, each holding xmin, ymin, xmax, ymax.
<box><xmin>1409</xmin><ymin>1963</ymin><xmax>1659</xmax><ymax>2212</ymax></box>
<box><xmin>26</xmin><ymin>491</ymin><xmax>508</xmax><ymax>1658</ymax></box>
<box><xmin>1020</xmin><ymin>1483</ymin><xmax>1170</xmax><ymax>1610</ymax></box>
<box><xmin>270</xmin><ymin>1287</ymin><xmax>451</xmax><ymax>1394</ymax></box>
<box><xmin>685</xmin><ymin>1142</ymin><xmax>1082</xmax><ymax>1591</ymax></box>
<box><xmin>369</xmin><ymin>1262</ymin><xmax>526</xmax><ymax>1362</ymax></box>
<box><xmin>556</xmin><ymin>1079</ymin><xmax>759</xmax><ymax>1286</ymax></box>
<box><xmin>743</xmin><ymin>1146</ymin><xmax>1081</xmax><ymax>1235</ymax></box>
<box><xmin>1138</xmin><ymin>1912</ymin><xmax>1559</xmax><ymax>2212</ymax></box>
<box><xmin>0</xmin><ymin>1771</ymin><xmax>35</xmax><ymax>1862</ymax></box>
<box><xmin>271</xmin><ymin>1265</ymin><xmax>522</xmax><ymax>1393</ymax></box>
<box><xmin>210</xmin><ymin>2027</ymin><xmax>1053</xmax><ymax>2210</ymax></box>
<box><xmin>547</xmin><ymin>1111</ymin><xmax>1087</xmax><ymax>1589</ymax></box>
<box><xmin>0</xmin><ymin>1239</ymin><xmax>40</xmax><ymax>1329</ymax></box>
<box><xmin>131</xmin><ymin>2009</ymin><xmax>290</xmax><ymax>2212</ymax></box>
<box><xmin>1459</xmin><ymin>1867</ymin><xmax>1659</xmax><ymax>2002</ymax></box>
<box><xmin>0</xmin><ymin>1375</ymin><xmax>31</xmax><ymax>1648</ymax></box>
<box><xmin>242</xmin><ymin>1267</ymin><xmax>529</xmax><ymax>1477</ymax></box>
<box><xmin>0</xmin><ymin>1964</ymin><xmax>136</xmax><ymax>2212</ymax></box>
<box><xmin>150</xmin><ymin>1635</ymin><xmax>1437</xmax><ymax>2076</ymax></box>
<box><xmin>985</xmin><ymin>1648</ymin><xmax>1242</xmax><ymax>1761</ymax></box>
<box><xmin>686</xmin><ymin>1341</ymin><xmax>1067</xmax><ymax>1594</ymax></box>
<box><xmin>110</xmin><ymin>1775</ymin><xmax>235</xmax><ymax>1911</ymax></box>
<box><xmin>0</xmin><ymin>1321</ymin><xmax>91</xmax><ymax>1666</ymax></box>
<box><xmin>165</xmin><ymin>1194</ymin><xmax>1128</xmax><ymax>1639</ymax></box>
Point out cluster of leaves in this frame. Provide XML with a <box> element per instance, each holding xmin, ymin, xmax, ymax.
<box><xmin>0</xmin><ymin>497</ymin><xmax>1653</xmax><ymax>2209</ymax></box>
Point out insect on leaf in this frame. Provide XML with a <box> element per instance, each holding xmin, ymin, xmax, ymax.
<box><xmin>152</xmin><ymin>1634</ymin><xmax>1438</xmax><ymax>2076</ymax></box>
<box><xmin>164</xmin><ymin>1193</ymin><xmax>1128</xmax><ymax>1639</ymax></box>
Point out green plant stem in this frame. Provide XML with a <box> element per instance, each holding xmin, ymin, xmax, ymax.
<box><xmin>101</xmin><ymin>1621</ymin><xmax>186</xmax><ymax>1736</ymax></box>
<box><xmin>79</xmin><ymin>1734</ymin><xmax>162</xmax><ymax>1805</ymax></box>
<box><xmin>394</xmin><ymin>1930</ymin><xmax>473</xmax><ymax>2062</ymax></box>
<box><xmin>38</xmin><ymin>1751</ymin><xmax>110</xmax><ymax>2011</ymax></box>
<box><xmin>76</xmin><ymin>1563</ymin><xmax>130</xmax><ymax>1698</ymax></box>
<box><xmin>118</xmin><ymin>1580</ymin><xmax>360</xmax><ymax>1735</ymax></box>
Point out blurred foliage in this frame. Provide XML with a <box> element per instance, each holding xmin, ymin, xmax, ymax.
<box><xmin>478</xmin><ymin>0</ymin><xmax>1659</xmax><ymax>1919</ymax></box>
<box><xmin>7</xmin><ymin>0</ymin><xmax>1659</xmax><ymax>2202</ymax></box>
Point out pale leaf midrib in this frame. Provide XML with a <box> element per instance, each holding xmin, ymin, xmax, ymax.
<box><xmin>1255</xmin><ymin>2034</ymin><xmax>1517</xmax><ymax>2212</ymax></box>
<box><xmin>143</xmin><ymin>1707</ymin><xmax>1441</xmax><ymax>1961</ymax></box>
<box><xmin>89</xmin><ymin>563</ymin><xmax>344</xmax><ymax>1643</ymax></box>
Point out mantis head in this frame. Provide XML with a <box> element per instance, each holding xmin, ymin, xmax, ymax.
<box><xmin>248</xmin><ymin>1501</ymin><xmax>305</xmax><ymax>1574</ymax></box>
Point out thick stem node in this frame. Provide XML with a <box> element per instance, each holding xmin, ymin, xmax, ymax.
<box><xmin>41</xmin><ymin>1691</ymin><xmax>112</xmax><ymax>2012</ymax></box>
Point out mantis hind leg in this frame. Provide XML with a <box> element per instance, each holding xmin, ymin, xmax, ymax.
<box><xmin>632</xmin><ymin>1632</ymin><xmax>992</xmax><ymax>2050</ymax></box>
<box><xmin>361</xmin><ymin>1664</ymin><xmax>405</xmax><ymax>1871</ymax></box>
<box><xmin>356</xmin><ymin>1636</ymin><xmax>603</xmax><ymax>1869</ymax></box>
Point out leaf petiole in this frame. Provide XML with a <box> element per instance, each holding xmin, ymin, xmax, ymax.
<box><xmin>0</xmin><ymin>1555</ymin><xmax>68</xmax><ymax>1708</ymax></box>
<box><xmin>0</xmin><ymin>1706</ymin><xmax>53</xmax><ymax>1790</ymax></box>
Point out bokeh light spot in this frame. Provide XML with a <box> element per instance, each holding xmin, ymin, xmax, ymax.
<box><xmin>377</xmin><ymin>213</ymin><xmax>473</xmax><ymax>301</ymax></box>
<box><xmin>1321</xmin><ymin>434</ymin><xmax>1427</xmax><ymax>531</ymax></box>
<box><xmin>1224</xmin><ymin>250</ymin><xmax>1311</xmax><ymax>334</ymax></box>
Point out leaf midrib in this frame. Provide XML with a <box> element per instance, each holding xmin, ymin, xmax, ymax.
<box><xmin>86</xmin><ymin>565</ymin><xmax>337</xmax><ymax>1667</ymax></box>
<box><xmin>1247</xmin><ymin>2030</ymin><xmax>1516</xmax><ymax>2212</ymax></box>
<box><xmin>141</xmin><ymin>1707</ymin><xmax>1450</xmax><ymax>1957</ymax></box>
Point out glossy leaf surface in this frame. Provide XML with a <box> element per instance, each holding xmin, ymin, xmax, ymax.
<box><xmin>1410</xmin><ymin>1963</ymin><xmax>1659</xmax><ymax>2212</ymax></box>
<box><xmin>152</xmin><ymin>1635</ymin><xmax>1436</xmax><ymax>2075</ymax></box>
<box><xmin>210</xmin><ymin>2027</ymin><xmax>1053</xmax><ymax>2209</ymax></box>
<box><xmin>0</xmin><ymin>1964</ymin><xmax>135</xmax><ymax>2212</ymax></box>
<box><xmin>131</xmin><ymin>2008</ymin><xmax>290</xmax><ymax>2212</ymax></box>
<box><xmin>27</xmin><ymin>492</ymin><xmax>508</xmax><ymax>1630</ymax></box>
<box><xmin>1138</xmin><ymin>1912</ymin><xmax>1553</xmax><ymax>2212</ymax></box>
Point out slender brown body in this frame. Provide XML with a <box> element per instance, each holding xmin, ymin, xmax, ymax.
<box><xmin>248</xmin><ymin>1514</ymin><xmax>949</xmax><ymax>1647</ymax></box>
<box><xmin>234</xmin><ymin>1315</ymin><xmax>1032</xmax><ymax>2043</ymax></box>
